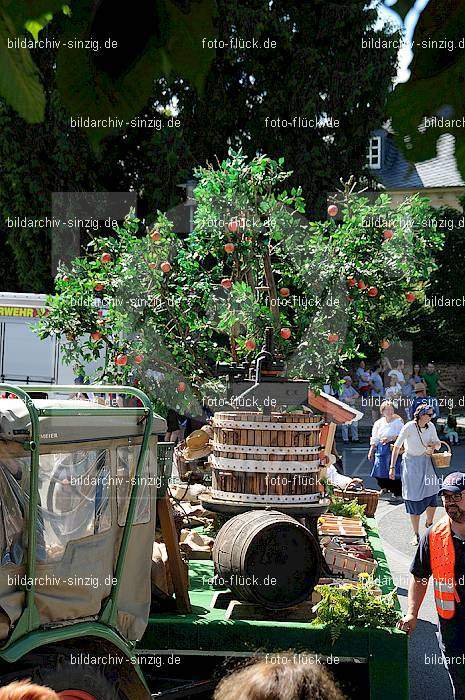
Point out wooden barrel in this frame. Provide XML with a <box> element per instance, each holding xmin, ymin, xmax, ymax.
<box><xmin>211</xmin><ymin>411</ymin><xmax>323</xmax><ymax>507</ymax></box>
<box><xmin>212</xmin><ymin>510</ymin><xmax>321</xmax><ymax>609</ymax></box>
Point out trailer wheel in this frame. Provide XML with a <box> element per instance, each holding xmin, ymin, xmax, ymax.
<box><xmin>32</xmin><ymin>660</ymin><xmax>129</xmax><ymax>700</ymax></box>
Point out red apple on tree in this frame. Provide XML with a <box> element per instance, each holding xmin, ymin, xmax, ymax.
<box><xmin>91</xmin><ymin>331</ymin><xmax>101</xmax><ymax>341</ymax></box>
<box><xmin>380</xmin><ymin>339</ymin><xmax>390</xmax><ymax>350</ymax></box>
<box><xmin>405</xmin><ymin>292</ymin><xmax>416</xmax><ymax>303</ymax></box>
<box><xmin>280</xmin><ymin>328</ymin><xmax>291</xmax><ymax>340</ymax></box>
<box><xmin>100</xmin><ymin>252</ymin><xmax>111</xmax><ymax>263</ymax></box>
<box><xmin>357</xmin><ymin>280</ymin><xmax>366</xmax><ymax>290</ymax></box>
<box><xmin>279</xmin><ymin>287</ymin><xmax>290</xmax><ymax>297</ymax></box>
<box><xmin>383</xmin><ymin>229</ymin><xmax>394</xmax><ymax>240</ymax></box>
<box><xmin>221</xmin><ymin>278</ymin><xmax>233</xmax><ymax>289</ymax></box>
<box><xmin>327</xmin><ymin>333</ymin><xmax>339</xmax><ymax>344</ymax></box>
<box><xmin>327</xmin><ymin>204</ymin><xmax>338</xmax><ymax>217</ymax></box>
<box><xmin>347</xmin><ymin>278</ymin><xmax>356</xmax><ymax>287</ymax></box>
<box><xmin>150</xmin><ymin>229</ymin><xmax>161</xmax><ymax>242</ymax></box>
<box><xmin>177</xmin><ymin>381</ymin><xmax>186</xmax><ymax>393</ymax></box>
<box><xmin>245</xmin><ymin>339</ymin><xmax>256</xmax><ymax>351</ymax></box>
<box><xmin>160</xmin><ymin>262</ymin><xmax>171</xmax><ymax>273</ymax></box>
<box><xmin>94</xmin><ymin>283</ymin><xmax>104</xmax><ymax>292</ymax></box>
<box><xmin>134</xmin><ymin>354</ymin><xmax>144</xmax><ymax>364</ymax></box>
<box><xmin>224</xmin><ymin>243</ymin><xmax>235</xmax><ymax>254</ymax></box>
<box><xmin>115</xmin><ymin>354</ymin><xmax>128</xmax><ymax>366</ymax></box>
<box><xmin>148</xmin><ymin>262</ymin><xmax>157</xmax><ymax>269</ymax></box>
<box><xmin>228</xmin><ymin>221</ymin><xmax>239</xmax><ymax>233</ymax></box>
<box><xmin>368</xmin><ymin>286</ymin><xmax>378</xmax><ymax>297</ymax></box>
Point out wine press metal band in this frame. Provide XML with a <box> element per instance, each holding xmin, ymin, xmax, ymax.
<box><xmin>210</xmin><ymin>489</ymin><xmax>321</xmax><ymax>503</ymax></box>
<box><xmin>210</xmin><ymin>455</ymin><xmax>321</xmax><ymax>473</ymax></box>
<box><xmin>212</xmin><ymin>443</ymin><xmax>321</xmax><ymax>455</ymax></box>
<box><xmin>213</xmin><ymin>419</ymin><xmax>324</xmax><ymax>431</ymax></box>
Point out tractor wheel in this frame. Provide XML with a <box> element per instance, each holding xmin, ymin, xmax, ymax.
<box><xmin>31</xmin><ymin>659</ymin><xmax>130</xmax><ymax>700</ymax></box>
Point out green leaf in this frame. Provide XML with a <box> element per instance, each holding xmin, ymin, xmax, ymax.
<box><xmin>56</xmin><ymin>0</ymin><xmax>216</xmax><ymax>147</ymax></box>
<box><xmin>2</xmin><ymin>0</ymin><xmax>66</xmax><ymax>33</ymax></box>
<box><xmin>164</xmin><ymin>0</ymin><xmax>216</xmax><ymax>92</ymax></box>
<box><xmin>25</xmin><ymin>11</ymin><xmax>53</xmax><ymax>40</ymax></box>
<box><xmin>0</xmin><ymin>7</ymin><xmax>45</xmax><ymax>121</ymax></box>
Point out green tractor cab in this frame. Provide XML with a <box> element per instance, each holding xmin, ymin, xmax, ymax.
<box><xmin>0</xmin><ymin>384</ymin><xmax>167</xmax><ymax>699</ymax></box>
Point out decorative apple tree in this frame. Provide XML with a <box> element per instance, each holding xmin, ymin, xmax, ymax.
<box><xmin>37</xmin><ymin>151</ymin><xmax>444</xmax><ymax>414</ymax></box>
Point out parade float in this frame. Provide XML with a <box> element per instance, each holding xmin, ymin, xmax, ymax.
<box><xmin>0</xmin><ymin>382</ymin><xmax>406</xmax><ymax>700</ymax></box>
<box><xmin>15</xmin><ymin>152</ymin><xmax>445</xmax><ymax>697</ymax></box>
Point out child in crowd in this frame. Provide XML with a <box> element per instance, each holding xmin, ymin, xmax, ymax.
<box><xmin>444</xmin><ymin>414</ymin><xmax>459</xmax><ymax>444</ymax></box>
<box><xmin>0</xmin><ymin>681</ymin><xmax>59</xmax><ymax>700</ymax></box>
<box><xmin>385</xmin><ymin>374</ymin><xmax>402</xmax><ymax>409</ymax></box>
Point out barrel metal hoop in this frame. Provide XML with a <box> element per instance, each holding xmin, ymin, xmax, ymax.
<box><xmin>210</xmin><ymin>455</ymin><xmax>321</xmax><ymax>473</ymax></box>
<box><xmin>212</xmin><ymin>443</ymin><xmax>320</xmax><ymax>455</ymax></box>
<box><xmin>213</xmin><ymin>419</ymin><xmax>324</xmax><ymax>431</ymax></box>
<box><xmin>210</xmin><ymin>489</ymin><xmax>321</xmax><ymax>503</ymax></box>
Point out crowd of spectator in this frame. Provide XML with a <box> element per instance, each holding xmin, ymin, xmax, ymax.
<box><xmin>326</xmin><ymin>360</ymin><xmax>454</xmax><ymax>443</ymax></box>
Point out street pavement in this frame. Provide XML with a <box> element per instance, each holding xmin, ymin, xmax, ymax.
<box><xmin>337</xmin><ymin>438</ymin><xmax>465</xmax><ymax>700</ymax></box>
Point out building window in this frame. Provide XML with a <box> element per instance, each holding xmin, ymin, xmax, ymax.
<box><xmin>367</xmin><ymin>136</ymin><xmax>382</xmax><ymax>169</ymax></box>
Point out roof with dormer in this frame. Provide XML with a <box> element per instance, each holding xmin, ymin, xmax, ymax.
<box><xmin>368</xmin><ymin>128</ymin><xmax>465</xmax><ymax>190</ymax></box>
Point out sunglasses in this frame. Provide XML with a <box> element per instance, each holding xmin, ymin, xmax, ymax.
<box><xmin>442</xmin><ymin>493</ymin><xmax>464</xmax><ymax>503</ymax></box>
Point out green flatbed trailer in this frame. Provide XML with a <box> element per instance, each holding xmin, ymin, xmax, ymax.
<box><xmin>139</xmin><ymin>520</ymin><xmax>408</xmax><ymax>700</ymax></box>
<box><xmin>0</xmin><ymin>384</ymin><xmax>408</xmax><ymax>699</ymax></box>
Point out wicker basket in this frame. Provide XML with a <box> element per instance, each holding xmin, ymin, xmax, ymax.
<box><xmin>333</xmin><ymin>484</ymin><xmax>380</xmax><ymax>517</ymax></box>
<box><xmin>431</xmin><ymin>441</ymin><xmax>452</xmax><ymax>469</ymax></box>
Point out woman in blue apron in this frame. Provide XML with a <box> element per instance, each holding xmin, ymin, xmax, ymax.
<box><xmin>368</xmin><ymin>400</ymin><xmax>403</xmax><ymax>498</ymax></box>
<box><xmin>389</xmin><ymin>403</ymin><xmax>441</xmax><ymax>545</ymax></box>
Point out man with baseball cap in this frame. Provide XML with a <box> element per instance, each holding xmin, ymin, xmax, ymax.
<box><xmin>399</xmin><ymin>471</ymin><xmax>465</xmax><ymax>697</ymax></box>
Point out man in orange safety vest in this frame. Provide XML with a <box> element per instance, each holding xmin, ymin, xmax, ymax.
<box><xmin>399</xmin><ymin>471</ymin><xmax>465</xmax><ymax>698</ymax></box>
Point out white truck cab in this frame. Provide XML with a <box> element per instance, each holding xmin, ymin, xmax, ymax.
<box><xmin>0</xmin><ymin>292</ymin><xmax>102</xmax><ymax>385</ymax></box>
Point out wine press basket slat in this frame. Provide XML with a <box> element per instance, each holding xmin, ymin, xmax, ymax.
<box><xmin>210</xmin><ymin>412</ymin><xmax>324</xmax><ymax>506</ymax></box>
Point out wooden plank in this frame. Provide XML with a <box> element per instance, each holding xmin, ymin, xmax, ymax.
<box><xmin>157</xmin><ymin>494</ymin><xmax>191</xmax><ymax>614</ymax></box>
<box><xmin>323</xmin><ymin>422</ymin><xmax>337</xmax><ymax>459</ymax></box>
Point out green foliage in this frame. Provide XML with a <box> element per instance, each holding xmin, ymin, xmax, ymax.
<box><xmin>36</xmin><ymin>151</ymin><xmax>445</xmax><ymax>410</ymax></box>
<box><xmin>0</xmin><ymin>0</ymin><xmax>216</xmax><ymax>141</ymax></box>
<box><xmin>324</xmin><ymin>479</ymin><xmax>368</xmax><ymax>522</ymax></box>
<box><xmin>328</xmin><ymin>497</ymin><xmax>367</xmax><ymax>523</ymax></box>
<box><xmin>0</xmin><ymin>6</ymin><xmax>45</xmax><ymax>122</ymax></box>
<box><xmin>55</xmin><ymin>0</ymin><xmax>216</xmax><ymax>147</ymax></box>
<box><xmin>388</xmin><ymin>0</ymin><xmax>465</xmax><ymax>178</ymax></box>
<box><xmin>0</xmin><ymin>74</ymin><xmax>101</xmax><ymax>291</ymax></box>
<box><xmin>0</xmin><ymin>1</ymin><xmax>401</xmax><ymax>291</ymax></box>
<box><xmin>312</xmin><ymin>574</ymin><xmax>401</xmax><ymax>639</ymax></box>
<box><xmin>404</xmin><ymin>204</ymin><xmax>465</xmax><ymax>361</ymax></box>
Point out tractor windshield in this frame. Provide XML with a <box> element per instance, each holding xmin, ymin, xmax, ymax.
<box><xmin>0</xmin><ymin>449</ymin><xmax>111</xmax><ymax>564</ymax></box>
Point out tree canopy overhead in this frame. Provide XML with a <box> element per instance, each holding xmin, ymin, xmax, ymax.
<box><xmin>37</xmin><ymin>150</ymin><xmax>445</xmax><ymax>413</ymax></box>
<box><xmin>0</xmin><ymin>0</ymin><xmax>400</xmax><ymax>291</ymax></box>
